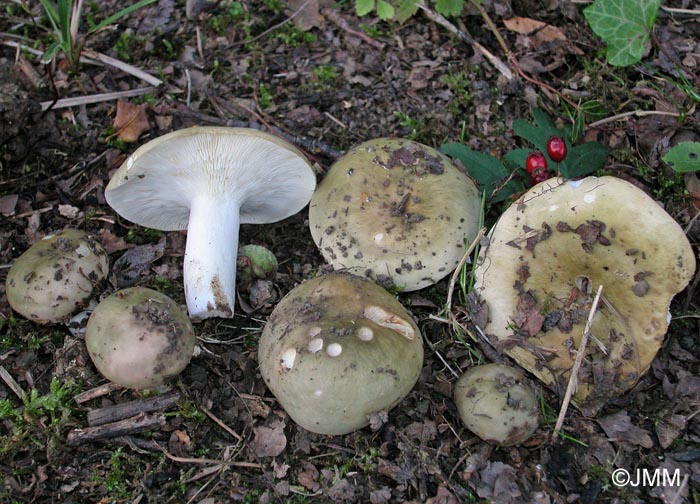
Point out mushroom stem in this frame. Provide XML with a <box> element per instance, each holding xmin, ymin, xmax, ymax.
<box><xmin>184</xmin><ymin>195</ymin><xmax>240</xmax><ymax>320</ymax></box>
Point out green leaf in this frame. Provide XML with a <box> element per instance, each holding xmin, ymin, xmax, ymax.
<box><xmin>583</xmin><ymin>0</ymin><xmax>661</xmax><ymax>66</ymax></box>
<box><xmin>441</xmin><ymin>143</ymin><xmax>524</xmax><ymax>203</ymax></box>
<box><xmin>40</xmin><ymin>41</ymin><xmax>62</xmax><ymax>64</ymax></box>
<box><xmin>565</xmin><ymin>142</ymin><xmax>609</xmax><ymax>178</ymax></box>
<box><xmin>89</xmin><ymin>0</ymin><xmax>159</xmax><ymax>33</ymax></box>
<box><xmin>663</xmin><ymin>142</ymin><xmax>700</xmax><ymax>173</ymax></box>
<box><xmin>376</xmin><ymin>0</ymin><xmax>395</xmax><ymax>20</ymax></box>
<box><xmin>355</xmin><ymin>0</ymin><xmax>375</xmax><ymax>17</ymax></box>
<box><xmin>435</xmin><ymin>0</ymin><xmax>464</xmax><ymax>17</ymax></box>
<box><xmin>396</xmin><ymin>0</ymin><xmax>420</xmax><ymax>23</ymax></box>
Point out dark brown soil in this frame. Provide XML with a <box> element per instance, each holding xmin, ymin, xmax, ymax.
<box><xmin>1</xmin><ymin>1</ymin><xmax>699</xmax><ymax>503</ymax></box>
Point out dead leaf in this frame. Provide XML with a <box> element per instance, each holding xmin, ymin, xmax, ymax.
<box><xmin>112</xmin><ymin>101</ymin><xmax>150</xmax><ymax>143</ymax></box>
<box><xmin>596</xmin><ymin>410</ymin><xmax>654</xmax><ymax>448</ymax></box>
<box><xmin>326</xmin><ymin>479</ymin><xmax>356</xmax><ymax>502</ymax></box>
<box><xmin>425</xmin><ymin>485</ymin><xmax>459</xmax><ymax>504</ymax></box>
<box><xmin>98</xmin><ymin>229</ymin><xmax>129</xmax><ymax>254</ymax></box>
<box><xmin>403</xmin><ymin>420</ymin><xmax>438</xmax><ymax>444</ymax></box>
<box><xmin>272</xmin><ymin>460</ymin><xmax>290</xmax><ymax>479</ymax></box>
<box><xmin>369</xmin><ymin>487</ymin><xmax>392</xmax><ymax>504</ymax></box>
<box><xmin>249</xmin><ymin>423</ymin><xmax>287</xmax><ymax>457</ymax></box>
<box><xmin>168</xmin><ymin>430</ymin><xmax>192</xmax><ymax>457</ymax></box>
<box><xmin>477</xmin><ymin>461</ymin><xmax>522</xmax><ymax>503</ymax></box>
<box><xmin>504</xmin><ymin>17</ymin><xmax>583</xmax><ymax>55</ymax></box>
<box><xmin>285</xmin><ymin>0</ymin><xmax>325</xmax><ymax>31</ymax></box>
<box><xmin>112</xmin><ymin>237</ymin><xmax>166</xmax><ymax>287</ymax></box>
<box><xmin>297</xmin><ymin>461</ymin><xmax>320</xmax><ymax>490</ymax></box>
<box><xmin>367</xmin><ymin>410</ymin><xmax>389</xmax><ymax>431</ymax></box>
<box><xmin>0</xmin><ymin>194</ymin><xmax>18</xmax><ymax>215</ymax></box>
<box><xmin>57</xmin><ymin>204</ymin><xmax>79</xmax><ymax>219</ymax></box>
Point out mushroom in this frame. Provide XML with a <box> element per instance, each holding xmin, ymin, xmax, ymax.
<box><xmin>5</xmin><ymin>229</ymin><xmax>108</xmax><ymax>324</ymax></box>
<box><xmin>309</xmin><ymin>138</ymin><xmax>481</xmax><ymax>291</ymax></box>
<box><xmin>236</xmin><ymin>244</ymin><xmax>278</xmax><ymax>288</ymax></box>
<box><xmin>104</xmin><ymin>126</ymin><xmax>316</xmax><ymax>320</ymax></box>
<box><xmin>85</xmin><ymin>287</ymin><xmax>195</xmax><ymax>389</ymax></box>
<box><xmin>454</xmin><ymin>363</ymin><xmax>540</xmax><ymax>446</ymax></box>
<box><xmin>258</xmin><ymin>273</ymin><xmax>424</xmax><ymax>435</ymax></box>
<box><xmin>473</xmin><ymin>176</ymin><xmax>696</xmax><ymax>414</ymax></box>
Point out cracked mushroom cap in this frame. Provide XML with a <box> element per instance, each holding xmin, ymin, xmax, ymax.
<box><xmin>104</xmin><ymin>126</ymin><xmax>316</xmax><ymax>320</ymax></box>
<box><xmin>258</xmin><ymin>273</ymin><xmax>424</xmax><ymax>435</ymax></box>
<box><xmin>309</xmin><ymin>138</ymin><xmax>481</xmax><ymax>291</ymax></box>
<box><xmin>473</xmin><ymin>176</ymin><xmax>696</xmax><ymax>414</ymax></box>
<box><xmin>85</xmin><ymin>287</ymin><xmax>195</xmax><ymax>390</ymax></box>
<box><xmin>5</xmin><ymin>229</ymin><xmax>108</xmax><ymax>324</ymax></box>
<box><xmin>454</xmin><ymin>364</ymin><xmax>540</xmax><ymax>446</ymax></box>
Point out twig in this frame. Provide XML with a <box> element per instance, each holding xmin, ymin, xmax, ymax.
<box><xmin>81</xmin><ymin>49</ymin><xmax>163</xmax><ymax>86</ymax></box>
<box><xmin>199</xmin><ymin>404</ymin><xmax>243</xmax><ymax>441</ymax></box>
<box><xmin>417</xmin><ymin>3</ymin><xmax>512</xmax><ymax>80</ymax></box>
<box><xmin>0</xmin><ymin>366</ymin><xmax>24</xmax><ymax>400</ymax></box>
<box><xmin>73</xmin><ymin>382</ymin><xmax>122</xmax><ymax>404</ymax></box>
<box><xmin>40</xmin><ymin>86</ymin><xmax>158</xmax><ymax>111</ymax></box>
<box><xmin>321</xmin><ymin>7</ymin><xmax>386</xmax><ymax>49</ymax></box>
<box><xmin>161</xmin><ymin>451</ymin><xmax>261</xmax><ymax>468</ymax></box>
<box><xmin>589</xmin><ymin>110</ymin><xmax>681</xmax><ymax>128</ymax></box>
<box><xmin>67</xmin><ymin>413</ymin><xmax>165</xmax><ymax>446</ymax></box>
<box><xmin>661</xmin><ymin>6</ymin><xmax>700</xmax><ymax>15</ymax></box>
<box><xmin>87</xmin><ymin>390</ymin><xmax>181</xmax><ymax>426</ymax></box>
<box><xmin>550</xmin><ymin>284</ymin><xmax>603</xmax><ymax>444</ymax></box>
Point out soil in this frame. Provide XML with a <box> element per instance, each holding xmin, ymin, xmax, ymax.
<box><xmin>1</xmin><ymin>1</ymin><xmax>699</xmax><ymax>503</ymax></box>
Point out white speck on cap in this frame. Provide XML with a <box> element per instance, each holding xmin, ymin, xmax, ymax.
<box><xmin>583</xmin><ymin>193</ymin><xmax>596</xmax><ymax>203</ymax></box>
<box><xmin>280</xmin><ymin>348</ymin><xmax>296</xmax><ymax>369</ymax></box>
<box><xmin>308</xmin><ymin>337</ymin><xmax>324</xmax><ymax>353</ymax></box>
<box><xmin>357</xmin><ymin>327</ymin><xmax>374</xmax><ymax>341</ymax></box>
<box><xmin>326</xmin><ymin>342</ymin><xmax>342</xmax><ymax>357</ymax></box>
<box><xmin>309</xmin><ymin>326</ymin><xmax>322</xmax><ymax>337</ymax></box>
<box><xmin>567</xmin><ymin>179</ymin><xmax>584</xmax><ymax>189</ymax></box>
<box><xmin>314</xmin><ymin>389</ymin><xmax>323</xmax><ymax>397</ymax></box>
<box><xmin>373</xmin><ymin>233</ymin><xmax>384</xmax><ymax>242</ymax></box>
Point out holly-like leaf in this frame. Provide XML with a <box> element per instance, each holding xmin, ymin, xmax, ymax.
<box><xmin>583</xmin><ymin>0</ymin><xmax>661</xmax><ymax>67</ymax></box>
<box><xmin>355</xmin><ymin>0</ymin><xmax>374</xmax><ymax>16</ymax></box>
<box><xmin>663</xmin><ymin>142</ymin><xmax>700</xmax><ymax>173</ymax></box>
<box><xmin>441</xmin><ymin>143</ymin><xmax>524</xmax><ymax>203</ymax></box>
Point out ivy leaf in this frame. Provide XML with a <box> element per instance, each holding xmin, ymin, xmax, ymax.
<box><xmin>441</xmin><ymin>143</ymin><xmax>525</xmax><ymax>203</ymax></box>
<box><xmin>663</xmin><ymin>142</ymin><xmax>700</xmax><ymax>173</ymax></box>
<box><xmin>376</xmin><ymin>0</ymin><xmax>395</xmax><ymax>19</ymax></box>
<box><xmin>355</xmin><ymin>0</ymin><xmax>374</xmax><ymax>16</ymax></box>
<box><xmin>583</xmin><ymin>0</ymin><xmax>661</xmax><ymax>66</ymax></box>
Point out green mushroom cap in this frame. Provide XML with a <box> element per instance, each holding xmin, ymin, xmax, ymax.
<box><xmin>258</xmin><ymin>273</ymin><xmax>424</xmax><ymax>435</ymax></box>
<box><xmin>309</xmin><ymin>138</ymin><xmax>481</xmax><ymax>291</ymax></box>
<box><xmin>85</xmin><ymin>287</ymin><xmax>195</xmax><ymax>390</ymax></box>
<box><xmin>454</xmin><ymin>363</ymin><xmax>540</xmax><ymax>446</ymax></box>
<box><xmin>5</xmin><ymin>229</ymin><xmax>108</xmax><ymax>324</ymax></box>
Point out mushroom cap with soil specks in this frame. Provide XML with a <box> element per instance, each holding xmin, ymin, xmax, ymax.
<box><xmin>309</xmin><ymin>138</ymin><xmax>481</xmax><ymax>291</ymax></box>
<box><xmin>473</xmin><ymin>176</ymin><xmax>696</xmax><ymax>415</ymax></box>
<box><xmin>85</xmin><ymin>287</ymin><xmax>195</xmax><ymax>390</ymax></box>
<box><xmin>258</xmin><ymin>273</ymin><xmax>424</xmax><ymax>435</ymax></box>
<box><xmin>105</xmin><ymin>126</ymin><xmax>316</xmax><ymax>321</ymax></box>
<box><xmin>5</xmin><ymin>229</ymin><xmax>108</xmax><ymax>324</ymax></box>
<box><xmin>454</xmin><ymin>364</ymin><xmax>540</xmax><ymax>446</ymax></box>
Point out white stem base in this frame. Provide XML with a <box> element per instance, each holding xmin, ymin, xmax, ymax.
<box><xmin>184</xmin><ymin>195</ymin><xmax>240</xmax><ymax>320</ymax></box>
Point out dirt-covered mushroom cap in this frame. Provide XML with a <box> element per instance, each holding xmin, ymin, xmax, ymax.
<box><xmin>473</xmin><ymin>176</ymin><xmax>696</xmax><ymax>414</ymax></box>
<box><xmin>105</xmin><ymin>126</ymin><xmax>316</xmax><ymax>321</ymax></box>
<box><xmin>309</xmin><ymin>138</ymin><xmax>481</xmax><ymax>291</ymax></box>
<box><xmin>85</xmin><ymin>287</ymin><xmax>195</xmax><ymax>389</ymax></box>
<box><xmin>454</xmin><ymin>363</ymin><xmax>539</xmax><ymax>446</ymax></box>
<box><xmin>258</xmin><ymin>273</ymin><xmax>424</xmax><ymax>435</ymax></box>
<box><xmin>5</xmin><ymin>229</ymin><xmax>108</xmax><ymax>324</ymax></box>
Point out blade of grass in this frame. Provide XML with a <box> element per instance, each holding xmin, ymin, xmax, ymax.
<box><xmin>89</xmin><ymin>0</ymin><xmax>158</xmax><ymax>34</ymax></box>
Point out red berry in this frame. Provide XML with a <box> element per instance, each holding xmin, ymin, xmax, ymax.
<box><xmin>530</xmin><ymin>167</ymin><xmax>551</xmax><ymax>184</ymax></box>
<box><xmin>525</xmin><ymin>151</ymin><xmax>548</xmax><ymax>174</ymax></box>
<box><xmin>546</xmin><ymin>136</ymin><xmax>567</xmax><ymax>163</ymax></box>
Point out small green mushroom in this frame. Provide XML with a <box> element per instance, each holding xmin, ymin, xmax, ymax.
<box><xmin>5</xmin><ymin>229</ymin><xmax>108</xmax><ymax>324</ymax></box>
<box><xmin>258</xmin><ymin>273</ymin><xmax>424</xmax><ymax>435</ymax></box>
<box><xmin>236</xmin><ymin>244</ymin><xmax>278</xmax><ymax>287</ymax></box>
<box><xmin>454</xmin><ymin>364</ymin><xmax>540</xmax><ymax>446</ymax></box>
<box><xmin>85</xmin><ymin>287</ymin><xmax>195</xmax><ymax>390</ymax></box>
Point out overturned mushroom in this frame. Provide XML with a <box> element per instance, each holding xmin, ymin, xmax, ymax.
<box><xmin>85</xmin><ymin>287</ymin><xmax>195</xmax><ymax>390</ymax></box>
<box><xmin>5</xmin><ymin>229</ymin><xmax>108</xmax><ymax>324</ymax></box>
<box><xmin>105</xmin><ymin>127</ymin><xmax>316</xmax><ymax>320</ymax></box>
<box><xmin>309</xmin><ymin>138</ymin><xmax>481</xmax><ymax>291</ymax></box>
<box><xmin>473</xmin><ymin>176</ymin><xmax>696</xmax><ymax>414</ymax></box>
<box><xmin>454</xmin><ymin>364</ymin><xmax>540</xmax><ymax>446</ymax></box>
<box><xmin>258</xmin><ymin>273</ymin><xmax>424</xmax><ymax>435</ymax></box>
